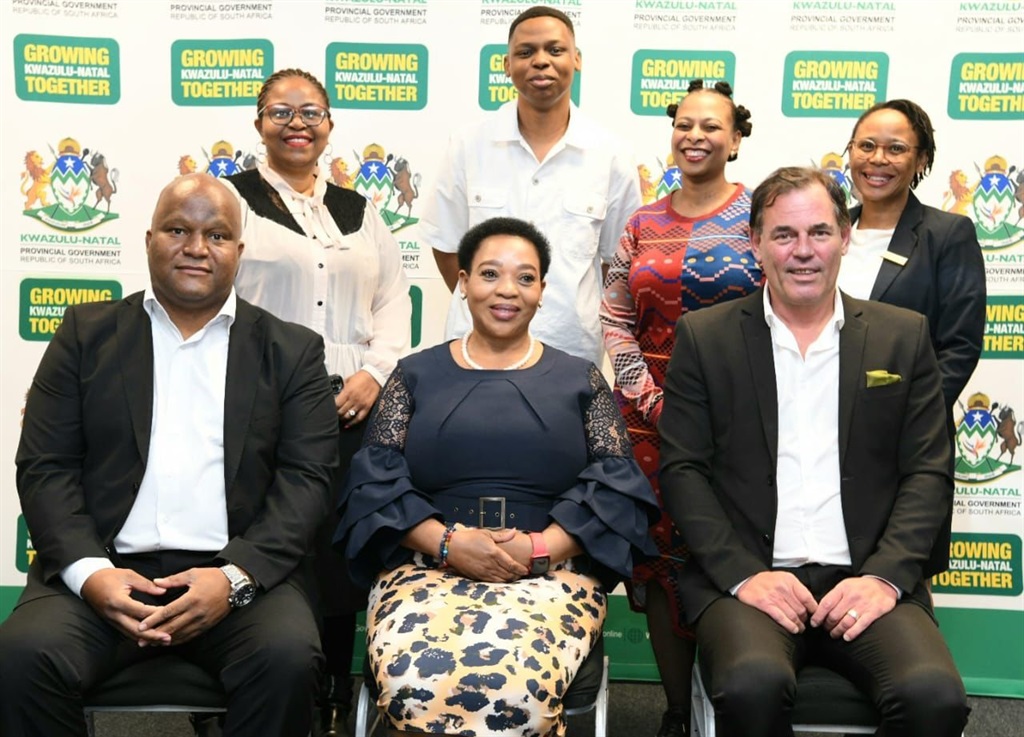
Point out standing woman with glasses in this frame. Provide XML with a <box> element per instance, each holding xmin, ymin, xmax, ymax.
<box><xmin>223</xmin><ymin>68</ymin><xmax>411</xmax><ymax>737</ymax></box>
<box><xmin>840</xmin><ymin>98</ymin><xmax>985</xmax><ymax>577</ymax></box>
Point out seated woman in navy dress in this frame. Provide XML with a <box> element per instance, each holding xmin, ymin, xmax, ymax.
<box><xmin>335</xmin><ymin>217</ymin><xmax>657</xmax><ymax>737</ymax></box>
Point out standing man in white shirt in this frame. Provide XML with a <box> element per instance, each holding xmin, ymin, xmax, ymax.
<box><xmin>659</xmin><ymin>167</ymin><xmax>968</xmax><ymax>737</ymax></box>
<box><xmin>0</xmin><ymin>174</ymin><xmax>339</xmax><ymax>737</ymax></box>
<box><xmin>421</xmin><ymin>4</ymin><xmax>641</xmax><ymax>364</ymax></box>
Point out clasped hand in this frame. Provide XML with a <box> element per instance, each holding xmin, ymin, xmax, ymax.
<box><xmin>444</xmin><ymin>528</ymin><xmax>530</xmax><ymax>583</ymax></box>
<box><xmin>737</xmin><ymin>571</ymin><xmax>897</xmax><ymax>641</ymax></box>
<box><xmin>81</xmin><ymin>566</ymin><xmax>232</xmax><ymax>647</ymax></box>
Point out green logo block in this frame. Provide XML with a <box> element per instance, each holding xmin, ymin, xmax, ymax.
<box><xmin>171</xmin><ymin>39</ymin><xmax>273</xmax><ymax>106</ymax></box>
<box><xmin>948</xmin><ymin>53</ymin><xmax>1024</xmax><ymax>121</ymax></box>
<box><xmin>630</xmin><ymin>50</ymin><xmax>734</xmax><ymax>116</ymax></box>
<box><xmin>14</xmin><ymin>34</ymin><xmax>120</xmax><ymax>104</ymax></box>
<box><xmin>16</xmin><ymin>516</ymin><xmax>34</xmax><ymax>573</ymax></box>
<box><xmin>19</xmin><ymin>278</ymin><xmax>122</xmax><ymax>341</ymax></box>
<box><xmin>983</xmin><ymin>296</ymin><xmax>1024</xmax><ymax>358</ymax></box>
<box><xmin>782</xmin><ymin>51</ymin><xmax>887</xmax><ymax>118</ymax></box>
<box><xmin>477</xmin><ymin>44</ymin><xmax>581</xmax><ymax>111</ymax></box>
<box><xmin>933</xmin><ymin>533</ymin><xmax>1022</xmax><ymax>597</ymax></box>
<box><xmin>328</xmin><ymin>43</ymin><xmax>428</xmax><ymax>110</ymax></box>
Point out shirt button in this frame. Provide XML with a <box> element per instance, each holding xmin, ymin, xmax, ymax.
<box><xmin>532</xmin><ymin>178</ymin><xmax>539</xmax><ymax>185</ymax></box>
<box><xmin>587</xmin><ymin>206</ymin><xmax>593</xmax><ymax>213</ymax></box>
<box><xmin>318</xmin><ymin>263</ymin><xmax>324</xmax><ymax>269</ymax></box>
<box><xmin>317</xmin><ymin>301</ymin><xmax>323</xmax><ymax>307</ymax></box>
<box><xmin>762</xmin><ymin>534</ymin><xmax>772</xmax><ymax>545</ymax></box>
<box><xmin>474</xmin><ymin>195</ymin><xmax>481</xmax><ymax>202</ymax></box>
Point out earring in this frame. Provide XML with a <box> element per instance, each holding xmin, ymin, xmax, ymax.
<box><xmin>538</xmin><ymin>301</ymin><xmax>543</xmax><ymax>308</ymax></box>
<box><xmin>322</xmin><ymin>143</ymin><xmax>334</xmax><ymax>164</ymax></box>
<box><xmin>459</xmin><ymin>292</ymin><xmax>467</xmax><ymax>300</ymax></box>
<box><xmin>256</xmin><ymin>142</ymin><xmax>266</xmax><ymax>164</ymax></box>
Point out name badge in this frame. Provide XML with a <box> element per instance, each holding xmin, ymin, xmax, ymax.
<box><xmin>882</xmin><ymin>250</ymin><xmax>908</xmax><ymax>266</ymax></box>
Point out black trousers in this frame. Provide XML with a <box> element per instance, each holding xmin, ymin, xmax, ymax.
<box><xmin>0</xmin><ymin>550</ymin><xmax>322</xmax><ymax>737</ymax></box>
<box><xmin>695</xmin><ymin>565</ymin><xmax>969</xmax><ymax>737</ymax></box>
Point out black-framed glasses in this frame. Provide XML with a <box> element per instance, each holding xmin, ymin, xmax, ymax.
<box><xmin>848</xmin><ymin>139</ymin><xmax>917</xmax><ymax>159</ymax></box>
<box><xmin>258</xmin><ymin>104</ymin><xmax>330</xmax><ymax>127</ymax></box>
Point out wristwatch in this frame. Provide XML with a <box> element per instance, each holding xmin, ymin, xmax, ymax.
<box><xmin>220</xmin><ymin>564</ymin><xmax>257</xmax><ymax>608</ymax></box>
<box><xmin>529</xmin><ymin>532</ymin><xmax>550</xmax><ymax>576</ymax></box>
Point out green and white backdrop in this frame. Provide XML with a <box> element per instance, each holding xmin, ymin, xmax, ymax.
<box><xmin>1</xmin><ymin>0</ymin><xmax>1021</xmax><ymax>698</ymax></box>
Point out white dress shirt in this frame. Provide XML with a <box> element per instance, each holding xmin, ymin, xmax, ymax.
<box><xmin>837</xmin><ymin>226</ymin><xmax>894</xmax><ymax>299</ymax></box>
<box><xmin>764</xmin><ymin>287</ymin><xmax>852</xmax><ymax>568</ymax></box>
<box><xmin>419</xmin><ymin>101</ymin><xmax>642</xmax><ymax>364</ymax></box>
<box><xmin>226</xmin><ymin>163</ymin><xmax>410</xmax><ymax>385</ymax></box>
<box><xmin>60</xmin><ymin>290</ymin><xmax>236</xmax><ymax>596</ymax></box>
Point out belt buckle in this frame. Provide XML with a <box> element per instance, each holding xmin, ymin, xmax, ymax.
<box><xmin>479</xmin><ymin>496</ymin><xmax>506</xmax><ymax>530</ymax></box>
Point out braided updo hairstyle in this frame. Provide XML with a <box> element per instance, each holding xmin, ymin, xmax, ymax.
<box><xmin>666</xmin><ymin>80</ymin><xmax>752</xmax><ymax>161</ymax></box>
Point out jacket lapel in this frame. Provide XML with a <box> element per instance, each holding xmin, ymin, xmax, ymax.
<box><xmin>223</xmin><ymin>300</ymin><xmax>264</xmax><ymax>493</ymax></box>
<box><xmin>117</xmin><ymin>294</ymin><xmax>155</xmax><ymax>465</ymax></box>
<box><xmin>740</xmin><ymin>293</ymin><xmax>779</xmax><ymax>468</ymax></box>
<box><xmin>862</xmin><ymin>193</ymin><xmax>924</xmax><ymax>301</ymax></box>
<box><xmin>838</xmin><ymin>294</ymin><xmax>867</xmax><ymax>468</ymax></box>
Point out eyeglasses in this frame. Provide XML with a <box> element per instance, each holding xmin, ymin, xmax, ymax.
<box><xmin>848</xmin><ymin>139</ymin><xmax>917</xmax><ymax>159</ymax></box>
<box><xmin>258</xmin><ymin>105</ymin><xmax>330</xmax><ymax>127</ymax></box>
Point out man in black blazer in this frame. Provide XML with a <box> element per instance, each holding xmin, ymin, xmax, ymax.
<box><xmin>0</xmin><ymin>174</ymin><xmax>339</xmax><ymax>737</ymax></box>
<box><xmin>660</xmin><ymin>167</ymin><xmax>968</xmax><ymax>737</ymax></box>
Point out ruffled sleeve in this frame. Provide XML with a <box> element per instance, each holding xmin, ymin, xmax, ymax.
<box><xmin>333</xmin><ymin>365</ymin><xmax>441</xmax><ymax>588</ymax></box>
<box><xmin>549</xmin><ymin>364</ymin><xmax>659</xmax><ymax>585</ymax></box>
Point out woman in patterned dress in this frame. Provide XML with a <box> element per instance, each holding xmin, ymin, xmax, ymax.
<box><xmin>336</xmin><ymin>217</ymin><xmax>658</xmax><ymax>737</ymax></box>
<box><xmin>600</xmin><ymin>80</ymin><xmax>760</xmax><ymax>737</ymax></box>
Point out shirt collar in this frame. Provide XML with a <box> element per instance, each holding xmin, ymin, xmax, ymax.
<box><xmin>257</xmin><ymin>160</ymin><xmax>327</xmax><ymax>202</ymax></box>
<box><xmin>144</xmin><ymin>287</ymin><xmax>237</xmax><ymax>333</ymax></box>
<box><xmin>762</xmin><ymin>286</ymin><xmax>845</xmax><ymax>333</ymax></box>
<box><xmin>493</xmin><ymin>99</ymin><xmax>591</xmax><ymax>150</ymax></box>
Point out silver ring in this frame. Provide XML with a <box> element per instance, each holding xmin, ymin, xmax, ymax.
<box><xmin>846</xmin><ymin>609</ymin><xmax>859</xmax><ymax>621</ymax></box>
<box><xmin>346</xmin><ymin>409</ymin><xmax>357</xmax><ymax>418</ymax></box>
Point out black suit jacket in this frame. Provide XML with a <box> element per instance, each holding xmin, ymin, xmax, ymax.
<box><xmin>851</xmin><ymin>192</ymin><xmax>985</xmax><ymax>413</ymax></box>
<box><xmin>659</xmin><ymin>290</ymin><xmax>952</xmax><ymax>624</ymax></box>
<box><xmin>15</xmin><ymin>292</ymin><xmax>339</xmax><ymax>603</ymax></box>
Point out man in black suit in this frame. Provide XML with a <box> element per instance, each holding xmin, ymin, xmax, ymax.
<box><xmin>0</xmin><ymin>174</ymin><xmax>339</xmax><ymax>737</ymax></box>
<box><xmin>659</xmin><ymin>167</ymin><xmax>968</xmax><ymax>737</ymax></box>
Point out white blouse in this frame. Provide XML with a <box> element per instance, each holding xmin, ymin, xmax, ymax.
<box><xmin>225</xmin><ymin>163</ymin><xmax>410</xmax><ymax>385</ymax></box>
<box><xmin>837</xmin><ymin>225</ymin><xmax>895</xmax><ymax>300</ymax></box>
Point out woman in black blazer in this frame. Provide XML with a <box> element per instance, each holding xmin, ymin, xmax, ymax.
<box><xmin>838</xmin><ymin>99</ymin><xmax>986</xmax><ymax>574</ymax></box>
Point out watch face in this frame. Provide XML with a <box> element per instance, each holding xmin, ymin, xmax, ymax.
<box><xmin>530</xmin><ymin>556</ymin><xmax>550</xmax><ymax>576</ymax></box>
<box><xmin>229</xmin><ymin>582</ymin><xmax>257</xmax><ymax>607</ymax></box>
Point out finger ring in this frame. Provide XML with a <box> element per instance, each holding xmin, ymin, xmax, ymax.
<box><xmin>846</xmin><ymin>609</ymin><xmax>859</xmax><ymax>621</ymax></box>
<box><xmin>346</xmin><ymin>409</ymin><xmax>357</xmax><ymax>418</ymax></box>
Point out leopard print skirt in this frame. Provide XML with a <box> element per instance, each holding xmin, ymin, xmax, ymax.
<box><xmin>366</xmin><ymin>558</ymin><xmax>606</xmax><ymax>736</ymax></box>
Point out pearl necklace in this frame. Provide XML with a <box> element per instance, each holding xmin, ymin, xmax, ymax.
<box><xmin>461</xmin><ymin>330</ymin><xmax>536</xmax><ymax>371</ymax></box>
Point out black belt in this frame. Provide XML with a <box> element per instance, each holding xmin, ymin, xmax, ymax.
<box><xmin>432</xmin><ymin>494</ymin><xmax>551</xmax><ymax>531</ymax></box>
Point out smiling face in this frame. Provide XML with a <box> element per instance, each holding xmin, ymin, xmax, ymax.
<box><xmin>459</xmin><ymin>234</ymin><xmax>545</xmax><ymax>342</ymax></box>
<box><xmin>751</xmin><ymin>182</ymin><xmax>850</xmax><ymax>324</ymax></box>
<box><xmin>255</xmin><ymin>75</ymin><xmax>334</xmax><ymax>176</ymax></box>
<box><xmin>504</xmin><ymin>16</ymin><xmax>581</xmax><ymax>112</ymax></box>
<box><xmin>146</xmin><ymin>174</ymin><xmax>243</xmax><ymax>330</ymax></box>
<box><xmin>847</xmin><ymin>108</ymin><xmax>926</xmax><ymax>212</ymax></box>
<box><xmin>671</xmin><ymin>90</ymin><xmax>741</xmax><ymax>182</ymax></box>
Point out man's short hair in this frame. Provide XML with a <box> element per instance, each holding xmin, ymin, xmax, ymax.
<box><xmin>508</xmin><ymin>5</ymin><xmax>575</xmax><ymax>39</ymax></box>
<box><xmin>457</xmin><ymin>217</ymin><xmax>552</xmax><ymax>278</ymax></box>
<box><xmin>750</xmin><ymin>166</ymin><xmax>851</xmax><ymax>236</ymax></box>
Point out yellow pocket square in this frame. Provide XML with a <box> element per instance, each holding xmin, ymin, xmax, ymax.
<box><xmin>866</xmin><ymin>370</ymin><xmax>902</xmax><ymax>388</ymax></box>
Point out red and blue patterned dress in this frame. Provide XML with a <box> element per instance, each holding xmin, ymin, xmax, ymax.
<box><xmin>599</xmin><ymin>184</ymin><xmax>761</xmax><ymax>633</ymax></box>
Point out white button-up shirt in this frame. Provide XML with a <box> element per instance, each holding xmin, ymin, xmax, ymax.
<box><xmin>764</xmin><ymin>287</ymin><xmax>852</xmax><ymax>568</ymax></box>
<box><xmin>60</xmin><ymin>291</ymin><xmax>235</xmax><ymax>596</ymax></box>
<box><xmin>420</xmin><ymin>101</ymin><xmax>641</xmax><ymax>364</ymax></box>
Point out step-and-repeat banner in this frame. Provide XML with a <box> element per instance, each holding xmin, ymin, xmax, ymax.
<box><xmin>2</xmin><ymin>0</ymin><xmax>1021</xmax><ymax>697</ymax></box>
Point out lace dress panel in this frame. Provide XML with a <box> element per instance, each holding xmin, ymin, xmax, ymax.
<box><xmin>363</xmin><ymin>365</ymin><xmax>412</xmax><ymax>451</ymax></box>
<box><xmin>585</xmin><ymin>363</ymin><xmax>633</xmax><ymax>460</ymax></box>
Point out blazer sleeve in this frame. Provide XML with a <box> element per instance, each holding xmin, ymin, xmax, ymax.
<box><xmin>859</xmin><ymin>316</ymin><xmax>953</xmax><ymax>592</ymax></box>
<box><xmin>659</xmin><ymin>314</ymin><xmax>769</xmax><ymax>592</ymax></box>
<box><xmin>219</xmin><ymin>330</ymin><xmax>340</xmax><ymax>590</ymax></box>
<box><xmin>929</xmin><ymin>214</ymin><xmax>986</xmax><ymax>409</ymax></box>
<box><xmin>16</xmin><ymin>306</ymin><xmax>110</xmax><ymax>582</ymax></box>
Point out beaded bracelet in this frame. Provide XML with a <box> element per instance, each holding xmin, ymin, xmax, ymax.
<box><xmin>438</xmin><ymin>524</ymin><xmax>457</xmax><ymax>568</ymax></box>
